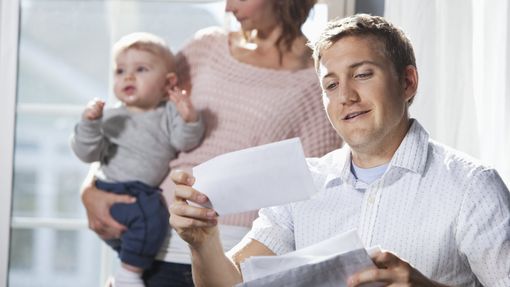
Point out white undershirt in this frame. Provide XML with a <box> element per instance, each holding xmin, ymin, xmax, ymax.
<box><xmin>350</xmin><ymin>161</ymin><xmax>389</xmax><ymax>184</ymax></box>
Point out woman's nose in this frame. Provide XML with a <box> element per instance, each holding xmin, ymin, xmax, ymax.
<box><xmin>225</xmin><ymin>0</ymin><xmax>236</xmax><ymax>13</ymax></box>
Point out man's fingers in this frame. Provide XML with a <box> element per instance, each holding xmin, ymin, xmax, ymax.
<box><xmin>348</xmin><ymin>268</ymin><xmax>394</xmax><ymax>287</ymax></box>
<box><xmin>170</xmin><ymin>169</ymin><xmax>195</xmax><ymax>186</ymax></box>
<box><xmin>372</xmin><ymin>251</ymin><xmax>403</xmax><ymax>268</ymax></box>
<box><xmin>170</xmin><ymin>213</ymin><xmax>217</xmax><ymax>230</ymax></box>
<box><xmin>174</xmin><ymin>184</ymin><xmax>209</xmax><ymax>205</ymax></box>
<box><xmin>170</xmin><ymin>201</ymin><xmax>217</xmax><ymax>220</ymax></box>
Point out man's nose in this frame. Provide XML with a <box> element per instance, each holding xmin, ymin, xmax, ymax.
<box><xmin>337</xmin><ymin>84</ymin><xmax>359</xmax><ymax>105</ymax></box>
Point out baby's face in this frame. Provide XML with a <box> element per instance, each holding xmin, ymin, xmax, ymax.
<box><xmin>113</xmin><ymin>48</ymin><xmax>169</xmax><ymax>111</ymax></box>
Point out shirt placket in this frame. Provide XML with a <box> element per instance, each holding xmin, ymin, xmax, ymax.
<box><xmin>358</xmin><ymin>179</ymin><xmax>383</xmax><ymax>247</ymax></box>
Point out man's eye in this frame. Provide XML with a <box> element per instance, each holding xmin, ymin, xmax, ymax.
<box><xmin>326</xmin><ymin>82</ymin><xmax>338</xmax><ymax>90</ymax></box>
<box><xmin>354</xmin><ymin>72</ymin><xmax>373</xmax><ymax>79</ymax></box>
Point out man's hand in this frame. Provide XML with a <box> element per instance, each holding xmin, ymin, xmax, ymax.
<box><xmin>169</xmin><ymin>170</ymin><xmax>219</xmax><ymax>247</ymax></box>
<box><xmin>82</xmin><ymin>98</ymin><xmax>105</xmax><ymax>121</ymax></box>
<box><xmin>348</xmin><ymin>251</ymin><xmax>449</xmax><ymax>287</ymax></box>
<box><xmin>81</xmin><ymin>183</ymin><xmax>135</xmax><ymax>240</ymax></box>
<box><xmin>168</xmin><ymin>87</ymin><xmax>199</xmax><ymax>123</ymax></box>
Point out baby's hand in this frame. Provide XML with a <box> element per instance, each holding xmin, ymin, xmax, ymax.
<box><xmin>168</xmin><ymin>87</ymin><xmax>198</xmax><ymax>123</ymax></box>
<box><xmin>82</xmin><ymin>98</ymin><xmax>105</xmax><ymax>120</ymax></box>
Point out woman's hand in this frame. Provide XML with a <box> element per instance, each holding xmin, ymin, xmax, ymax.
<box><xmin>169</xmin><ymin>170</ymin><xmax>219</xmax><ymax>247</ymax></box>
<box><xmin>81</xmin><ymin>181</ymin><xmax>135</xmax><ymax>240</ymax></box>
<box><xmin>347</xmin><ymin>251</ymin><xmax>449</xmax><ymax>287</ymax></box>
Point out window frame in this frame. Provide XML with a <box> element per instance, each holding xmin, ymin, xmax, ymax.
<box><xmin>0</xmin><ymin>0</ymin><xmax>20</xmax><ymax>285</ymax></box>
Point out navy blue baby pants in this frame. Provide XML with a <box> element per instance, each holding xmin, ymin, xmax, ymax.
<box><xmin>95</xmin><ymin>180</ymin><xmax>169</xmax><ymax>269</ymax></box>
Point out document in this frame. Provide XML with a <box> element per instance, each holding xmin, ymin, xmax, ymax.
<box><xmin>192</xmin><ymin>138</ymin><xmax>317</xmax><ymax>215</ymax></box>
<box><xmin>237</xmin><ymin>230</ymin><xmax>383</xmax><ymax>287</ymax></box>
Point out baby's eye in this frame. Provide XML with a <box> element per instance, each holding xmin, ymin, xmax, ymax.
<box><xmin>137</xmin><ymin>66</ymin><xmax>148</xmax><ymax>73</ymax></box>
<box><xmin>115</xmin><ymin>68</ymin><xmax>124</xmax><ymax>75</ymax></box>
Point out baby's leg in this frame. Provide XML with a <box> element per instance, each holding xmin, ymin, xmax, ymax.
<box><xmin>113</xmin><ymin>262</ymin><xmax>144</xmax><ymax>287</ymax></box>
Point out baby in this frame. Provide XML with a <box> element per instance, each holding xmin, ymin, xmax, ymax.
<box><xmin>70</xmin><ymin>32</ymin><xmax>204</xmax><ymax>286</ymax></box>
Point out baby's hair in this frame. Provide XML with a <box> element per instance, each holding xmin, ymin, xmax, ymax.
<box><xmin>112</xmin><ymin>32</ymin><xmax>175</xmax><ymax>72</ymax></box>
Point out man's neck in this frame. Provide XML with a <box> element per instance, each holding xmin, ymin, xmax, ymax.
<box><xmin>351</xmin><ymin>119</ymin><xmax>412</xmax><ymax>168</ymax></box>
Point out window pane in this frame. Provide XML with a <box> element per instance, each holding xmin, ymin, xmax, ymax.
<box><xmin>53</xmin><ymin>230</ymin><xmax>78</xmax><ymax>273</ymax></box>
<box><xmin>9</xmin><ymin>229</ymin><xmax>34</xmax><ymax>270</ymax></box>
<box><xmin>17</xmin><ymin>0</ymin><xmax>225</xmax><ymax>105</ymax></box>
<box><xmin>9</xmin><ymin>228</ymin><xmax>101</xmax><ymax>287</ymax></box>
<box><xmin>12</xmin><ymin>170</ymin><xmax>37</xmax><ymax>217</ymax></box>
<box><xmin>14</xmin><ymin>113</ymin><xmax>89</xmax><ymax>219</ymax></box>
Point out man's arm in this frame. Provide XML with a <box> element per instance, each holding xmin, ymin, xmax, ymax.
<box><xmin>169</xmin><ymin>170</ymin><xmax>275</xmax><ymax>287</ymax></box>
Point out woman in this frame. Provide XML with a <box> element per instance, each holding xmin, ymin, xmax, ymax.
<box><xmin>82</xmin><ymin>0</ymin><xmax>341</xmax><ymax>286</ymax></box>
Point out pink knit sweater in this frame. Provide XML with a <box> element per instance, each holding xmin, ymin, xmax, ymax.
<box><xmin>166</xmin><ymin>27</ymin><xmax>341</xmax><ymax>227</ymax></box>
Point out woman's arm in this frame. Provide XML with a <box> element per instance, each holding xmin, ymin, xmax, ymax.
<box><xmin>80</xmin><ymin>163</ymin><xmax>135</xmax><ymax>239</ymax></box>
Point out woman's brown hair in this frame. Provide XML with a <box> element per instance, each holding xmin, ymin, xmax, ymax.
<box><xmin>273</xmin><ymin>0</ymin><xmax>317</xmax><ymax>63</ymax></box>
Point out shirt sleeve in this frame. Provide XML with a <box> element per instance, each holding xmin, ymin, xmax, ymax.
<box><xmin>455</xmin><ymin>168</ymin><xmax>510</xmax><ymax>286</ymax></box>
<box><xmin>70</xmin><ymin>119</ymin><xmax>108</xmax><ymax>163</ymax></box>
<box><xmin>166</xmin><ymin>101</ymin><xmax>205</xmax><ymax>152</ymax></box>
<box><xmin>245</xmin><ymin>204</ymin><xmax>296</xmax><ymax>255</ymax></box>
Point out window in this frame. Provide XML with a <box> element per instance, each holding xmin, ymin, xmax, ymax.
<box><xmin>8</xmin><ymin>1</ymin><xmax>228</xmax><ymax>286</ymax></box>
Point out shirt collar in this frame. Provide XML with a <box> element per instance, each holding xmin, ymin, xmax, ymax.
<box><xmin>389</xmin><ymin>119</ymin><xmax>430</xmax><ymax>174</ymax></box>
<box><xmin>325</xmin><ymin>119</ymin><xmax>429</xmax><ymax>187</ymax></box>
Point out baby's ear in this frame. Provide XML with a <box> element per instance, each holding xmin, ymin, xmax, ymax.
<box><xmin>166</xmin><ymin>72</ymin><xmax>178</xmax><ymax>88</ymax></box>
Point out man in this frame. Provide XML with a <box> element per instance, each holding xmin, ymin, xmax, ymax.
<box><xmin>169</xmin><ymin>14</ymin><xmax>510</xmax><ymax>286</ymax></box>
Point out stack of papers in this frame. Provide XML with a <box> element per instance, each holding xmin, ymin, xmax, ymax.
<box><xmin>237</xmin><ymin>230</ymin><xmax>383</xmax><ymax>287</ymax></box>
<box><xmin>192</xmin><ymin>138</ymin><xmax>317</xmax><ymax>215</ymax></box>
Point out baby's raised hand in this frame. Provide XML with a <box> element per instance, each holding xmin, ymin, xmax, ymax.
<box><xmin>82</xmin><ymin>98</ymin><xmax>105</xmax><ymax>120</ymax></box>
<box><xmin>168</xmin><ymin>87</ymin><xmax>198</xmax><ymax>123</ymax></box>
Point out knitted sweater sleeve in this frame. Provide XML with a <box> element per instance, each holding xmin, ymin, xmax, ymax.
<box><xmin>291</xmin><ymin>80</ymin><xmax>341</xmax><ymax>158</ymax></box>
<box><xmin>175</xmin><ymin>27</ymin><xmax>223</xmax><ymax>93</ymax></box>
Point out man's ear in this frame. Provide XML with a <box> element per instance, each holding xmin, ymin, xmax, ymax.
<box><xmin>166</xmin><ymin>72</ymin><xmax>178</xmax><ymax>89</ymax></box>
<box><xmin>402</xmin><ymin>65</ymin><xmax>418</xmax><ymax>103</ymax></box>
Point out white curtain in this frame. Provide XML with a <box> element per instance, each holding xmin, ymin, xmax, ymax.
<box><xmin>385</xmin><ymin>0</ymin><xmax>510</xmax><ymax>186</ymax></box>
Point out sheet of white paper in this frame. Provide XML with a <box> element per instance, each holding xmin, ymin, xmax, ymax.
<box><xmin>239</xmin><ymin>230</ymin><xmax>383</xmax><ymax>287</ymax></box>
<box><xmin>238</xmin><ymin>249</ymin><xmax>383</xmax><ymax>287</ymax></box>
<box><xmin>241</xmin><ymin>229</ymin><xmax>363</xmax><ymax>281</ymax></box>
<box><xmin>192</xmin><ymin>138</ymin><xmax>317</xmax><ymax>215</ymax></box>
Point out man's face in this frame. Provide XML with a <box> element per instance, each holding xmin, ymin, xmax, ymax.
<box><xmin>318</xmin><ymin>36</ymin><xmax>415</xmax><ymax>155</ymax></box>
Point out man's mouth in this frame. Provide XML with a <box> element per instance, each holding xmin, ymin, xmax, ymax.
<box><xmin>343</xmin><ymin>110</ymin><xmax>370</xmax><ymax>120</ymax></box>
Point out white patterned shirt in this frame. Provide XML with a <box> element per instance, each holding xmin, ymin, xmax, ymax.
<box><xmin>247</xmin><ymin>120</ymin><xmax>510</xmax><ymax>287</ymax></box>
